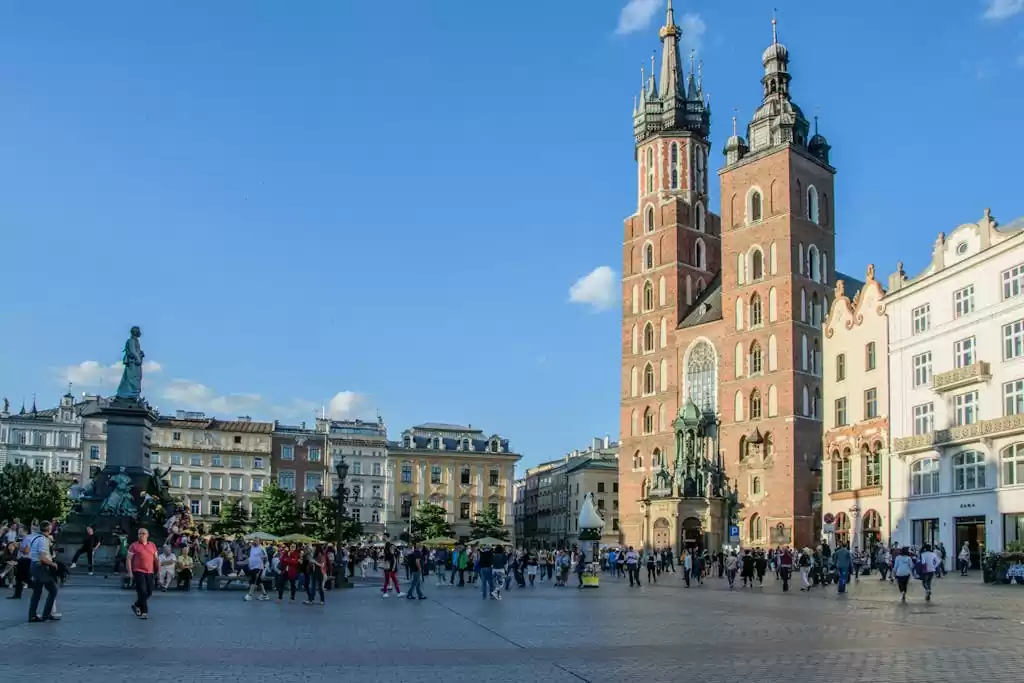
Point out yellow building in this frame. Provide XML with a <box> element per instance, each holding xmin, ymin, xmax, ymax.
<box><xmin>387</xmin><ymin>423</ymin><xmax>521</xmax><ymax>542</ymax></box>
<box><xmin>152</xmin><ymin>410</ymin><xmax>274</xmax><ymax>524</ymax></box>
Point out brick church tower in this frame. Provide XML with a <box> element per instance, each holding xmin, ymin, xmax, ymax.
<box><xmin>717</xmin><ymin>17</ymin><xmax>835</xmax><ymax>547</ymax></box>
<box><xmin>619</xmin><ymin>6</ymin><xmax>837</xmax><ymax>551</ymax></box>
<box><xmin>619</xmin><ymin>1</ymin><xmax>721</xmax><ymax>548</ymax></box>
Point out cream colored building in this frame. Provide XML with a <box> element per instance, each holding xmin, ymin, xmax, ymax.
<box><xmin>888</xmin><ymin>210</ymin><xmax>1024</xmax><ymax>566</ymax></box>
<box><xmin>152</xmin><ymin>410</ymin><xmax>273</xmax><ymax>524</ymax></box>
<box><xmin>387</xmin><ymin>423</ymin><xmax>521</xmax><ymax>542</ymax></box>
<box><xmin>822</xmin><ymin>265</ymin><xmax>889</xmax><ymax>552</ymax></box>
<box><xmin>565</xmin><ymin>450</ymin><xmax>620</xmax><ymax>549</ymax></box>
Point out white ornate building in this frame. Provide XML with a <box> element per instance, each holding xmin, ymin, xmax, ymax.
<box><xmin>822</xmin><ymin>266</ymin><xmax>889</xmax><ymax>551</ymax></box>
<box><xmin>888</xmin><ymin>210</ymin><xmax>1024</xmax><ymax>568</ymax></box>
<box><xmin>0</xmin><ymin>393</ymin><xmax>83</xmax><ymax>476</ymax></box>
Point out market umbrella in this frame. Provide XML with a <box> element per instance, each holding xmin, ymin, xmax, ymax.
<box><xmin>421</xmin><ymin>536</ymin><xmax>458</xmax><ymax>547</ymax></box>
<box><xmin>244</xmin><ymin>531</ymin><xmax>280</xmax><ymax>542</ymax></box>
<box><xmin>279</xmin><ymin>533</ymin><xmax>317</xmax><ymax>543</ymax></box>
<box><xmin>468</xmin><ymin>536</ymin><xmax>507</xmax><ymax>546</ymax></box>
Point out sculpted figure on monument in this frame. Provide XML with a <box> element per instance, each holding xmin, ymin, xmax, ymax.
<box><xmin>100</xmin><ymin>469</ymin><xmax>139</xmax><ymax>518</ymax></box>
<box><xmin>115</xmin><ymin>326</ymin><xmax>146</xmax><ymax>401</ymax></box>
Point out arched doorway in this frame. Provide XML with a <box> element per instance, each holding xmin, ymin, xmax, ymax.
<box><xmin>862</xmin><ymin>509</ymin><xmax>882</xmax><ymax>554</ymax></box>
<box><xmin>834</xmin><ymin>512</ymin><xmax>850</xmax><ymax>548</ymax></box>
<box><xmin>652</xmin><ymin>518</ymin><xmax>670</xmax><ymax>549</ymax></box>
<box><xmin>681</xmin><ymin>516</ymin><xmax>703</xmax><ymax>553</ymax></box>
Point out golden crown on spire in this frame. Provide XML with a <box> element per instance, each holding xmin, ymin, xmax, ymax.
<box><xmin>659</xmin><ymin>23</ymin><xmax>680</xmax><ymax>40</ymax></box>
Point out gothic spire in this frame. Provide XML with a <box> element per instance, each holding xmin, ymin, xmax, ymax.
<box><xmin>658</xmin><ymin>0</ymin><xmax>682</xmax><ymax>100</ymax></box>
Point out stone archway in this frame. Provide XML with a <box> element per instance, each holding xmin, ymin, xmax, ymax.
<box><xmin>653</xmin><ymin>517</ymin><xmax>670</xmax><ymax>549</ymax></box>
<box><xmin>681</xmin><ymin>516</ymin><xmax>703</xmax><ymax>552</ymax></box>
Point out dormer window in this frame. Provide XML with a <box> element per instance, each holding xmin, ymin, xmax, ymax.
<box><xmin>403</xmin><ymin>435</ymin><xmax>412</xmax><ymax>448</ymax></box>
<box><xmin>489</xmin><ymin>439</ymin><xmax>500</xmax><ymax>453</ymax></box>
<box><xmin>433</xmin><ymin>437</ymin><xmax>442</xmax><ymax>450</ymax></box>
<box><xmin>462</xmin><ymin>437</ymin><xmax>470</xmax><ymax>451</ymax></box>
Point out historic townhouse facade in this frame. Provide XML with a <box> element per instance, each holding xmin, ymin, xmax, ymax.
<box><xmin>0</xmin><ymin>393</ymin><xmax>83</xmax><ymax>476</ymax></box>
<box><xmin>620</xmin><ymin>5</ymin><xmax>857</xmax><ymax>551</ymax></box>
<box><xmin>822</xmin><ymin>266</ymin><xmax>888</xmax><ymax>552</ymax></box>
<box><xmin>888</xmin><ymin>210</ymin><xmax>1024</xmax><ymax>568</ymax></box>
<box><xmin>152</xmin><ymin>411</ymin><xmax>273</xmax><ymax>523</ymax></box>
<box><xmin>387</xmin><ymin>423</ymin><xmax>520</xmax><ymax>543</ymax></box>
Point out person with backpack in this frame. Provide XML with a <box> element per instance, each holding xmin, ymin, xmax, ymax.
<box><xmin>892</xmin><ymin>547</ymin><xmax>914</xmax><ymax>602</ymax></box>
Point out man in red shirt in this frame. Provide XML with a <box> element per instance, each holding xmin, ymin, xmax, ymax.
<box><xmin>126</xmin><ymin>527</ymin><xmax>159</xmax><ymax>619</ymax></box>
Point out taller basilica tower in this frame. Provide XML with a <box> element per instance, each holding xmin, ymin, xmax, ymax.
<box><xmin>620</xmin><ymin>4</ymin><xmax>836</xmax><ymax>551</ymax></box>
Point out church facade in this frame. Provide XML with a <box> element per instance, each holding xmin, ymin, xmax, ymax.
<box><xmin>619</xmin><ymin>3</ymin><xmax>856</xmax><ymax>552</ymax></box>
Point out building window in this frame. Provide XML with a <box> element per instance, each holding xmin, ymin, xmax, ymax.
<box><xmin>643</xmin><ymin>408</ymin><xmax>654</xmax><ymax>434</ymax></box>
<box><xmin>685</xmin><ymin>340</ymin><xmax>717</xmax><ymax>415</ymax></box>
<box><xmin>252</xmin><ymin>477</ymin><xmax>264</xmax><ymax>493</ymax></box>
<box><xmin>750</xmin><ymin>341</ymin><xmax>763</xmax><ymax>375</ymax></box>
<box><xmin>189</xmin><ymin>500</ymin><xmax>200</xmax><ymax>515</ymax></box>
<box><xmin>750</xmin><ymin>293</ymin><xmax>763</xmax><ymax>327</ymax></box>
<box><xmin>955</xmin><ymin>337</ymin><xmax>976</xmax><ymax>369</ymax></box>
<box><xmin>1004</xmin><ymin>319</ymin><xmax>1024</xmax><ymax>360</ymax></box>
<box><xmin>1002</xmin><ymin>443</ymin><xmax>1024</xmax><ymax>485</ymax></box>
<box><xmin>646</xmin><ymin>147</ymin><xmax>654</xmax><ymax>193</ymax></box>
<box><xmin>644</xmin><ymin>244</ymin><xmax>654</xmax><ymax>270</ymax></box>
<box><xmin>401</xmin><ymin>465</ymin><xmax>413</xmax><ymax>483</ymax></box>
<box><xmin>913</xmin><ymin>403</ymin><xmax>934</xmax><ymax>435</ymax></box>
<box><xmin>750</xmin><ymin>513</ymin><xmax>763</xmax><ymax>541</ymax></box>
<box><xmin>864</xmin><ymin>445</ymin><xmax>882</xmax><ymax>487</ymax></box>
<box><xmin>912</xmin><ymin>304</ymin><xmax>931</xmax><ymax>335</ymax></box>
<box><xmin>230</xmin><ymin>455</ymin><xmax>243</xmax><ymax>468</ymax></box>
<box><xmin>669</xmin><ymin>143</ymin><xmax>678</xmax><ymax>189</ymax></box>
<box><xmin>751</xmin><ymin>250</ymin><xmax>764</xmax><ymax>281</ymax></box>
<box><xmin>865</xmin><ymin>342</ymin><xmax>876</xmax><ymax>371</ymax></box>
<box><xmin>189</xmin><ymin>474</ymin><xmax>202</xmax><ymax>489</ymax></box>
<box><xmin>173</xmin><ymin>432</ymin><xmax>181</xmax><ymax>442</ymax></box>
<box><xmin>401</xmin><ymin>498</ymin><xmax>412</xmax><ymax>519</ymax></box>
<box><xmin>856</xmin><ymin>388</ymin><xmax>877</xmax><ymax>421</ymax></box>
<box><xmin>749</xmin><ymin>390</ymin><xmax>762</xmax><ymax>420</ymax></box>
<box><xmin>836</xmin><ymin>354</ymin><xmax>846</xmax><ymax>382</ymax></box>
<box><xmin>211</xmin><ymin>454</ymin><xmax>222</xmax><ymax>467</ymax></box>
<box><xmin>278</xmin><ymin>471</ymin><xmax>295</xmax><ymax>491</ymax></box>
<box><xmin>1005</xmin><ymin>379</ymin><xmax>1024</xmax><ymax>416</ymax></box>
<box><xmin>459</xmin><ymin>467</ymin><xmax>471</xmax><ymax>485</ymax></box>
<box><xmin>303</xmin><ymin>472</ymin><xmax>321</xmax><ymax>492</ymax></box>
<box><xmin>59</xmin><ymin>459</ymin><xmax>70</xmax><ymax>474</ymax></box>
<box><xmin>171</xmin><ymin>473</ymin><xmax>182</xmax><ymax>488</ymax></box>
<box><xmin>643</xmin><ymin>282</ymin><xmax>654</xmax><ymax>312</ymax></box>
<box><xmin>171</xmin><ymin>453</ymin><xmax>183</xmax><ymax>465</ymax></box>
<box><xmin>596</xmin><ymin>499</ymin><xmax>605</xmax><ymax>510</ymax></box>
<box><xmin>748</xmin><ymin>189</ymin><xmax>763</xmax><ymax>223</ymax></box>
<box><xmin>953</xmin><ymin>285</ymin><xmax>975</xmax><ymax>319</ymax></box>
<box><xmin>210</xmin><ymin>475</ymin><xmax>223</xmax><ymax>491</ymax></box>
<box><xmin>954</xmin><ymin>391</ymin><xmax>979</xmax><ymax>426</ymax></box>
<box><xmin>308</xmin><ymin>448</ymin><xmax>321</xmax><ymax>462</ymax></box>
<box><xmin>953</xmin><ymin>451</ymin><xmax>986</xmax><ymax>492</ymax></box>
<box><xmin>751</xmin><ymin>476</ymin><xmax>762</xmax><ymax>495</ymax></box>
<box><xmin>643</xmin><ymin>364</ymin><xmax>655</xmax><ymax>395</ymax></box>
<box><xmin>211</xmin><ymin>500</ymin><xmax>221</xmax><ymax>517</ymax></box>
<box><xmin>373</xmin><ymin>462</ymin><xmax>383</xmax><ymax>476</ymax></box>
<box><xmin>372</xmin><ymin>484</ymin><xmax>381</xmax><ymax>499</ymax></box>
<box><xmin>281</xmin><ymin>445</ymin><xmax>294</xmax><ymax>461</ymax></box>
<box><xmin>430</xmin><ymin>465</ymin><xmax>442</xmax><ymax>484</ymax></box>
<box><xmin>834</xmin><ymin>397</ymin><xmax>848</xmax><ymax>427</ymax></box>
<box><xmin>460</xmin><ymin>502</ymin><xmax>471</xmax><ymax>520</ymax></box>
<box><xmin>89</xmin><ymin>446</ymin><xmax>100</xmax><ymax>460</ymax></box>
<box><xmin>693</xmin><ymin>239</ymin><xmax>706</xmax><ymax>270</ymax></box>
<box><xmin>190</xmin><ymin>455</ymin><xmax>202</xmax><ymax>467</ymax></box>
<box><xmin>646</xmin><ymin>206</ymin><xmax>655</xmax><ymax>233</ymax></box>
<box><xmin>912</xmin><ymin>352</ymin><xmax>932</xmax><ymax>388</ymax></box>
<box><xmin>643</xmin><ymin>323</ymin><xmax>655</xmax><ymax>352</ymax></box>
<box><xmin>911</xmin><ymin>458</ymin><xmax>940</xmax><ymax>496</ymax></box>
<box><xmin>1003</xmin><ymin>263</ymin><xmax>1024</xmax><ymax>300</ymax></box>
<box><xmin>834</xmin><ymin>452</ymin><xmax>852</xmax><ymax>491</ymax></box>
<box><xmin>807</xmin><ymin>185</ymin><xmax>819</xmax><ymax>224</ymax></box>
<box><xmin>488</xmin><ymin>502</ymin><xmax>499</xmax><ymax>516</ymax></box>
<box><xmin>489</xmin><ymin>468</ymin><xmax>500</xmax><ymax>486</ymax></box>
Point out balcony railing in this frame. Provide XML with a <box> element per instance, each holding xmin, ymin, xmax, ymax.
<box><xmin>932</xmin><ymin>361</ymin><xmax>991</xmax><ymax>393</ymax></box>
<box><xmin>892</xmin><ymin>412</ymin><xmax>1024</xmax><ymax>453</ymax></box>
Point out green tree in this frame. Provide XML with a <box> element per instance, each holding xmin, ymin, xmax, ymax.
<box><xmin>303</xmin><ymin>494</ymin><xmax>338</xmax><ymax>541</ymax></box>
<box><xmin>410</xmin><ymin>503</ymin><xmax>454</xmax><ymax>542</ymax></box>
<box><xmin>0</xmin><ymin>464</ymin><xmax>70</xmax><ymax>523</ymax></box>
<box><xmin>211</xmin><ymin>499</ymin><xmax>249</xmax><ymax>537</ymax></box>
<box><xmin>469</xmin><ymin>507</ymin><xmax>509</xmax><ymax>541</ymax></box>
<box><xmin>252</xmin><ymin>481</ymin><xmax>300</xmax><ymax>536</ymax></box>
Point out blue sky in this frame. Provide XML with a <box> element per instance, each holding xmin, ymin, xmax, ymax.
<box><xmin>1</xmin><ymin>1</ymin><xmax>1022</xmax><ymax>469</ymax></box>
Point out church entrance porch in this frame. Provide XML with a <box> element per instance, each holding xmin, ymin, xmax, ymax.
<box><xmin>653</xmin><ymin>517</ymin><xmax>671</xmax><ymax>549</ymax></box>
<box><xmin>682</xmin><ymin>516</ymin><xmax>703</xmax><ymax>552</ymax></box>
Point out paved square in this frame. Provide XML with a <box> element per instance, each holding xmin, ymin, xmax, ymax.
<box><xmin>1</xmin><ymin>571</ymin><xmax>1022</xmax><ymax>682</ymax></box>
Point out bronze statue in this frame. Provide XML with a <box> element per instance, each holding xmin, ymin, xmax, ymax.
<box><xmin>115</xmin><ymin>326</ymin><xmax>145</xmax><ymax>401</ymax></box>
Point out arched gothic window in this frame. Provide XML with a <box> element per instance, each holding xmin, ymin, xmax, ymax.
<box><xmin>750</xmin><ymin>341</ymin><xmax>763</xmax><ymax>375</ymax></box>
<box><xmin>749</xmin><ymin>189</ymin><xmax>763</xmax><ymax>223</ymax></box>
<box><xmin>750</xmin><ymin>293</ymin><xmax>763</xmax><ymax>327</ymax></box>
<box><xmin>750</xmin><ymin>513</ymin><xmax>763</xmax><ymax>541</ymax></box>
<box><xmin>643</xmin><ymin>281</ymin><xmax>654</xmax><ymax>312</ymax></box>
<box><xmin>652</xmin><ymin>447</ymin><xmax>662</xmax><ymax>468</ymax></box>
<box><xmin>751</xmin><ymin>249</ymin><xmax>764</xmax><ymax>281</ymax></box>
<box><xmin>646</xmin><ymin>206</ymin><xmax>655</xmax><ymax>233</ymax></box>
<box><xmin>643</xmin><ymin>364</ymin><xmax>655</xmax><ymax>395</ymax></box>
<box><xmin>643</xmin><ymin>408</ymin><xmax>654</xmax><ymax>434</ymax></box>
<box><xmin>738</xmin><ymin>435</ymin><xmax>748</xmax><ymax>461</ymax></box>
<box><xmin>670</xmin><ymin>143</ymin><xmax>679</xmax><ymax>189</ymax></box>
<box><xmin>643</xmin><ymin>323</ymin><xmax>655</xmax><ymax>352</ymax></box>
<box><xmin>646</xmin><ymin>147</ymin><xmax>654</xmax><ymax>194</ymax></box>
<box><xmin>633</xmin><ymin>451</ymin><xmax>643</xmax><ymax>469</ymax></box>
<box><xmin>749</xmin><ymin>389</ymin><xmax>762</xmax><ymax>419</ymax></box>
<box><xmin>807</xmin><ymin>185</ymin><xmax>819</xmax><ymax>224</ymax></box>
<box><xmin>693</xmin><ymin>239</ymin><xmax>706</xmax><ymax>270</ymax></box>
<box><xmin>751</xmin><ymin>476</ymin><xmax>762</xmax><ymax>495</ymax></box>
<box><xmin>695</xmin><ymin>203</ymin><xmax>705</xmax><ymax>233</ymax></box>
<box><xmin>644</xmin><ymin>243</ymin><xmax>654</xmax><ymax>271</ymax></box>
<box><xmin>685</xmin><ymin>341</ymin><xmax>717</xmax><ymax>415</ymax></box>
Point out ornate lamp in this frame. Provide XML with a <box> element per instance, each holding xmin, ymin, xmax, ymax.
<box><xmin>333</xmin><ymin>460</ymin><xmax>352</xmax><ymax>588</ymax></box>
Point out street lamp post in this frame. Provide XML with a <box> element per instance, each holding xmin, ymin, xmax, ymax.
<box><xmin>334</xmin><ymin>460</ymin><xmax>352</xmax><ymax>589</ymax></box>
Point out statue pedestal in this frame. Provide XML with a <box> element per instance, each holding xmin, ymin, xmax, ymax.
<box><xmin>59</xmin><ymin>398</ymin><xmax>164</xmax><ymax>563</ymax></box>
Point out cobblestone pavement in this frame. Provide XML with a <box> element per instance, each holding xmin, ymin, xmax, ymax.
<box><xmin>1</xmin><ymin>570</ymin><xmax>1022</xmax><ymax>682</ymax></box>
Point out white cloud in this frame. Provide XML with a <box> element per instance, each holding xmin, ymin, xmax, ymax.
<box><xmin>328</xmin><ymin>391</ymin><xmax>369</xmax><ymax>419</ymax></box>
<box><xmin>983</xmin><ymin>0</ymin><xmax>1024</xmax><ymax>20</ymax></box>
<box><xmin>615</xmin><ymin>0</ymin><xmax>661</xmax><ymax>35</ymax></box>
<box><xmin>162</xmin><ymin>380</ymin><xmax>262</xmax><ymax>416</ymax></box>
<box><xmin>569</xmin><ymin>266</ymin><xmax>618</xmax><ymax>311</ymax></box>
<box><xmin>63</xmin><ymin>360</ymin><xmax>162</xmax><ymax>387</ymax></box>
<box><xmin>678</xmin><ymin>13</ymin><xmax>706</xmax><ymax>56</ymax></box>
